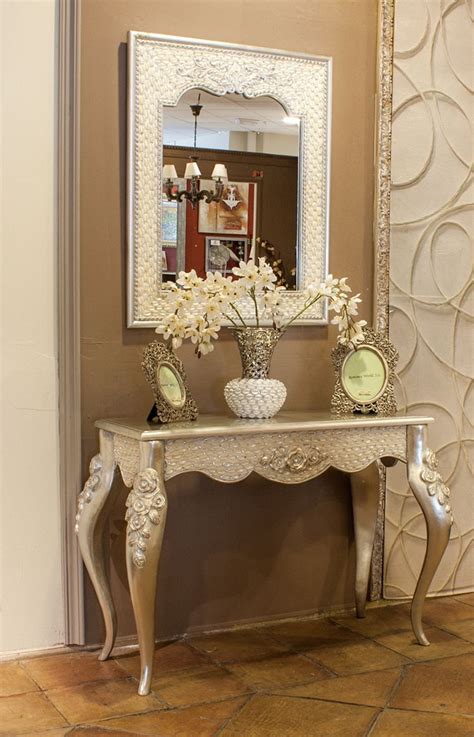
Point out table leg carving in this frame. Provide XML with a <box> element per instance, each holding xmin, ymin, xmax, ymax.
<box><xmin>350</xmin><ymin>462</ymin><xmax>381</xmax><ymax>618</ymax></box>
<box><xmin>75</xmin><ymin>430</ymin><xmax>117</xmax><ymax>660</ymax></box>
<box><xmin>126</xmin><ymin>441</ymin><xmax>167</xmax><ymax>696</ymax></box>
<box><xmin>407</xmin><ymin>425</ymin><xmax>453</xmax><ymax>646</ymax></box>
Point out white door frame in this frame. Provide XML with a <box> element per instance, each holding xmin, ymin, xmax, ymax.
<box><xmin>58</xmin><ymin>0</ymin><xmax>84</xmax><ymax>645</ymax></box>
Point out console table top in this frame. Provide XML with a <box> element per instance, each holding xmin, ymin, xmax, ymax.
<box><xmin>96</xmin><ymin>411</ymin><xmax>434</xmax><ymax>441</ymax></box>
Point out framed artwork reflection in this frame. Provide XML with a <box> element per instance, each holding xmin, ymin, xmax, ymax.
<box><xmin>199</xmin><ymin>181</ymin><xmax>251</xmax><ymax>235</ymax></box>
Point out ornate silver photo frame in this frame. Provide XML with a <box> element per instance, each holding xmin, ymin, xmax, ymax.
<box><xmin>331</xmin><ymin>328</ymin><xmax>398</xmax><ymax>416</ymax></box>
<box><xmin>127</xmin><ymin>32</ymin><xmax>331</xmax><ymax>327</ymax></box>
<box><xmin>142</xmin><ymin>341</ymin><xmax>198</xmax><ymax>423</ymax></box>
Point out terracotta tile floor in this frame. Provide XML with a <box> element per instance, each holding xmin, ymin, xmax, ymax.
<box><xmin>1</xmin><ymin>595</ymin><xmax>474</xmax><ymax>736</ymax></box>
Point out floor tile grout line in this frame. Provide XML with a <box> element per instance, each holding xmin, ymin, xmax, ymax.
<box><xmin>303</xmin><ymin>628</ymin><xmax>474</xmax><ymax>671</ymax></box>
<box><xmin>0</xmin><ymin>686</ymin><xmax>73</xmax><ymax>728</ymax></box>
<box><xmin>213</xmin><ymin>694</ymin><xmax>255</xmax><ymax>737</ymax></box>
<box><xmin>203</xmin><ymin>643</ymin><xmax>341</xmax><ymax>678</ymax></box>
<box><xmin>364</xmin><ymin>708</ymin><xmax>384</xmax><ymax>737</ymax></box>
<box><xmin>41</xmin><ymin>675</ymin><xmax>166</xmax><ymax>726</ymax></box>
<box><xmin>297</xmin><ymin>651</ymin><xmax>339</xmax><ymax>678</ymax></box>
<box><xmin>83</xmin><ymin>717</ymin><xmax>167</xmax><ymax>734</ymax></box>
<box><xmin>269</xmin><ymin>691</ymin><xmax>396</xmax><ymax>710</ymax></box>
<box><xmin>376</xmin><ymin>704</ymin><xmax>474</xmax><ymax>719</ymax></box>
<box><xmin>230</xmin><ymin>621</ymin><xmax>370</xmax><ymax>675</ymax></box>
<box><xmin>363</xmin><ymin>665</ymin><xmax>409</xmax><ymax>737</ymax></box>
<box><xmin>91</xmin><ymin>705</ymin><xmax>176</xmax><ymax>723</ymax></box>
<box><xmin>454</xmin><ymin>595</ymin><xmax>474</xmax><ymax>608</ymax></box>
<box><xmin>80</xmin><ymin>700</ymin><xmax>256</xmax><ymax>735</ymax></box>
<box><xmin>227</xmin><ymin>674</ymin><xmax>334</xmax><ymax>695</ymax></box>
<box><xmin>92</xmin><ymin>691</ymin><xmax>258</xmax><ymax>724</ymax></box>
<box><xmin>295</xmin><ymin>634</ymin><xmax>413</xmax><ymax>671</ymax></box>
<box><xmin>433</xmin><ymin>622</ymin><xmax>474</xmax><ymax>644</ymax></box>
<box><xmin>385</xmin><ymin>661</ymin><xmax>413</xmax><ymax>714</ymax></box>
<box><xmin>78</xmin><ymin>727</ymin><xmax>138</xmax><ymax>736</ymax></box>
<box><xmin>372</xmin><ymin>620</ymin><xmax>474</xmax><ymax>642</ymax></box>
<box><xmin>16</xmin><ymin>658</ymin><xmax>49</xmax><ymax>694</ymax></box>
<box><xmin>38</xmin><ymin>674</ymin><xmax>144</xmax><ymax>695</ymax></box>
<box><xmin>33</xmin><ymin>686</ymin><xmax>73</xmax><ymax>728</ymax></box>
<box><xmin>90</xmin><ymin>692</ymin><xmax>255</xmax><ymax>726</ymax></box>
<box><xmin>181</xmin><ymin>636</ymin><xmax>233</xmax><ymax>666</ymax></box>
<box><xmin>386</xmin><ymin>648</ymin><xmax>474</xmax><ymax>671</ymax></box>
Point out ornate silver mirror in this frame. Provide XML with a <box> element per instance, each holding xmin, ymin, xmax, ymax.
<box><xmin>127</xmin><ymin>33</ymin><xmax>331</xmax><ymax>327</ymax></box>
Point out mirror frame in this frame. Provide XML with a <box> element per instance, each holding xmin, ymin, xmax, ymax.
<box><xmin>127</xmin><ymin>32</ymin><xmax>332</xmax><ymax>327</ymax></box>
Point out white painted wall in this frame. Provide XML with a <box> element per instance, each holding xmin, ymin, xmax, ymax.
<box><xmin>0</xmin><ymin>0</ymin><xmax>64</xmax><ymax>652</ymax></box>
<box><xmin>229</xmin><ymin>130</ymin><xmax>299</xmax><ymax>156</ymax></box>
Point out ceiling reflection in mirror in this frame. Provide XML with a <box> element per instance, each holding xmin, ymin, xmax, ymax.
<box><xmin>162</xmin><ymin>90</ymin><xmax>300</xmax><ymax>289</ymax></box>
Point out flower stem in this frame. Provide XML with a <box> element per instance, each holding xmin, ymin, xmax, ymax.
<box><xmin>229</xmin><ymin>301</ymin><xmax>247</xmax><ymax>327</ymax></box>
<box><xmin>250</xmin><ymin>287</ymin><xmax>260</xmax><ymax>327</ymax></box>
<box><xmin>281</xmin><ymin>295</ymin><xmax>321</xmax><ymax>329</ymax></box>
<box><xmin>223</xmin><ymin>312</ymin><xmax>239</xmax><ymax>327</ymax></box>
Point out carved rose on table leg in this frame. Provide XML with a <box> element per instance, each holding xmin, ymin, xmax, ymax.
<box><xmin>420</xmin><ymin>449</ymin><xmax>454</xmax><ymax>525</ymax></box>
<box><xmin>126</xmin><ymin>468</ymin><xmax>166</xmax><ymax>568</ymax></box>
<box><xmin>75</xmin><ymin>454</ymin><xmax>103</xmax><ymax>534</ymax></box>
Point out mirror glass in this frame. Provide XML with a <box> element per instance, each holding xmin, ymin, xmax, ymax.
<box><xmin>162</xmin><ymin>89</ymin><xmax>300</xmax><ymax>289</ymax></box>
<box><xmin>157</xmin><ymin>364</ymin><xmax>186</xmax><ymax>408</ymax></box>
<box><xmin>342</xmin><ymin>348</ymin><xmax>388</xmax><ymax>403</ymax></box>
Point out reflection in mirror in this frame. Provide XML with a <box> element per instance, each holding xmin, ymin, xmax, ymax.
<box><xmin>162</xmin><ymin>89</ymin><xmax>299</xmax><ymax>289</ymax></box>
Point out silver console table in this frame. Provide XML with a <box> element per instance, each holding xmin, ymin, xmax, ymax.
<box><xmin>76</xmin><ymin>412</ymin><xmax>453</xmax><ymax>695</ymax></box>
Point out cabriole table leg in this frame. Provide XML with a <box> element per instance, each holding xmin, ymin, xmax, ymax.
<box><xmin>406</xmin><ymin>424</ymin><xmax>453</xmax><ymax>646</ymax></box>
<box><xmin>125</xmin><ymin>440</ymin><xmax>168</xmax><ymax>696</ymax></box>
<box><xmin>75</xmin><ymin>429</ymin><xmax>117</xmax><ymax>661</ymax></box>
<box><xmin>350</xmin><ymin>462</ymin><xmax>381</xmax><ymax>618</ymax></box>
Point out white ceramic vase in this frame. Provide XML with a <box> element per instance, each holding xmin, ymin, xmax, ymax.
<box><xmin>224</xmin><ymin>327</ymin><xmax>287</xmax><ymax>419</ymax></box>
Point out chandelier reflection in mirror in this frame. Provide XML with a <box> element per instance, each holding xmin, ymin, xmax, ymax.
<box><xmin>163</xmin><ymin>93</ymin><xmax>228</xmax><ymax>209</ymax></box>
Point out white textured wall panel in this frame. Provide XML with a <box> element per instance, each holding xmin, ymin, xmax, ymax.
<box><xmin>385</xmin><ymin>0</ymin><xmax>473</xmax><ymax>597</ymax></box>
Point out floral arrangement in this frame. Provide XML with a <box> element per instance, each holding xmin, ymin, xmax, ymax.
<box><xmin>157</xmin><ymin>258</ymin><xmax>366</xmax><ymax>357</ymax></box>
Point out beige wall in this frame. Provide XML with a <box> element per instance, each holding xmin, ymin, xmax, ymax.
<box><xmin>80</xmin><ymin>0</ymin><xmax>378</xmax><ymax>643</ymax></box>
<box><xmin>385</xmin><ymin>0</ymin><xmax>473</xmax><ymax>597</ymax></box>
<box><xmin>0</xmin><ymin>0</ymin><xmax>64</xmax><ymax>653</ymax></box>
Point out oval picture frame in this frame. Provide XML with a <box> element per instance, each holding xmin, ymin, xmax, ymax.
<box><xmin>341</xmin><ymin>345</ymin><xmax>389</xmax><ymax>405</ymax></box>
<box><xmin>331</xmin><ymin>327</ymin><xmax>398</xmax><ymax>415</ymax></box>
<box><xmin>156</xmin><ymin>361</ymin><xmax>186</xmax><ymax>410</ymax></box>
<box><xmin>143</xmin><ymin>341</ymin><xmax>198</xmax><ymax>423</ymax></box>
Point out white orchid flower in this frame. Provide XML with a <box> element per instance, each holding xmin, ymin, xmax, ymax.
<box><xmin>303</xmin><ymin>283</ymin><xmax>321</xmax><ymax>300</ymax></box>
<box><xmin>338</xmin><ymin>277</ymin><xmax>352</xmax><ymax>293</ymax></box>
<box><xmin>328</xmin><ymin>295</ymin><xmax>348</xmax><ymax>313</ymax></box>
<box><xmin>177</xmin><ymin>269</ymin><xmax>202</xmax><ymax>288</ymax></box>
<box><xmin>347</xmin><ymin>294</ymin><xmax>362</xmax><ymax>315</ymax></box>
<box><xmin>205</xmin><ymin>299</ymin><xmax>223</xmax><ymax>319</ymax></box>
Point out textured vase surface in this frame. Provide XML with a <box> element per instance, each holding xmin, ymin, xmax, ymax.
<box><xmin>224</xmin><ymin>327</ymin><xmax>287</xmax><ymax>419</ymax></box>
